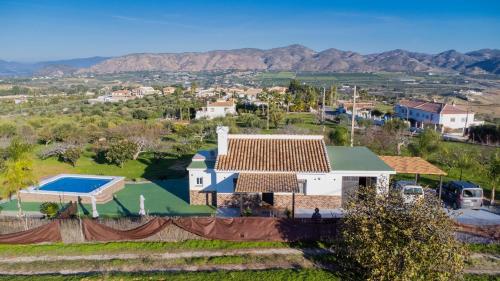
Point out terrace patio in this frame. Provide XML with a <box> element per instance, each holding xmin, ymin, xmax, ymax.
<box><xmin>0</xmin><ymin>179</ymin><xmax>215</xmax><ymax>218</ymax></box>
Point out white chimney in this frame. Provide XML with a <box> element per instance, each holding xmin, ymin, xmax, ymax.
<box><xmin>216</xmin><ymin>126</ymin><xmax>229</xmax><ymax>155</ymax></box>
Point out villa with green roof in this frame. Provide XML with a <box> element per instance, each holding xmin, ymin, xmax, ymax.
<box><xmin>187</xmin><ymin>126</ymin><xmax>395</xmax><ymax>217</ymax></box>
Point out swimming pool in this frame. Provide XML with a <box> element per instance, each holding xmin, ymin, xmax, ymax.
<box><xmin>38</xmin><ymin>177</ymin><xmax>112</xmax><ymax>193</ymax></box>
<box><xmin>20</xmin><ymin>174</ymin><xmax>125</xmax><ymax>204</ymax></box>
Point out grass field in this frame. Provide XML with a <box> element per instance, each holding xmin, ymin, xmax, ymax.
<box><xmin>0</xmin><ymin>270</ymin><xmax>494</xmax><ymax>281</ymax></box>
<box><xmin>0</xmin><ymin>180</ymin><xmax>215</xmax><ymax>217</ymax></box>
<box><xmin>29</xmin><ymin>145</ymin><xmax>191</xmax><ymax>181</ymax></box>
<box><xmin>0</xmin><ymin>240</ymin><xmax>298</xmax><ymax>257</ymax></box>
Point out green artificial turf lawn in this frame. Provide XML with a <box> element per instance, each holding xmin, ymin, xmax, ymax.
<box><xmin>0</xmin><ymin>180</ymin><xmax>215</xmax><ymax>217</ymax></box>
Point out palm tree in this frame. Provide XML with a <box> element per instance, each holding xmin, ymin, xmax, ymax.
<box><xmin>487</xmin><ymin>151</ymin><xmax>500</xmax><ymax>205</ymax></box>
<box><xmin>452</xmin><ymin>149</ymin><xmax>477</xmax><ymax>180</ymax></box>
<box><xmin>1</xmin><ymin>139</ymin><xmax>36</xmax><ymax>217</ymax></box>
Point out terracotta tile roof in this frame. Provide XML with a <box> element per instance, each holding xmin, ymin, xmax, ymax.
<box><xmin>440</xmin><ymin>103</ymin><xmax>468</xmax><ymax>115</ymax></box>
<box><xmin>379</xmin><ymin>156</ymin><xmax>447</xmax><ymax>176</ymax></box>
<box><xmin>216</xmin><ymin>137</ymin><xmax>330</xmax><ymax>173</ymax></box>
<box><xmin>398</xmin><ymin>100</ymin><xmax>467</xmax><ymax>115</ymax></box>
<box><xmin>235</xmin><ymin>173</ymin><xmax>299</xmax><ymax>193</ymax></box>
<box><xmin>208</xmin><ymin>99</ymin><xmax>234</xmax><ymax>107</ymax></box>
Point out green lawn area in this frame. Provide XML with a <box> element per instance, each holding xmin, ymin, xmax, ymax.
<box><xmin>283</xmin><ymin>112</ymin><xmax>339</xmax><ymax>132</ymax></box>
<box><xmin>0</xmin><ymin>269</ymin><xmax>493</xmax><ymax>281</ymax></box>
<box><xmin>0</xmin><ymin>180</ymin><xmax>215</xmax><ymax>217</ymax></box>
<box><xmin>0</xmin><ymin>269</ymin><xmax>339</xmax><ymax>281</ymax></box>
<box><xmin>29</xmin><ymin>146</ymin><xmax>191</xmax><ymax>181</ymax></box>
<box><xmin>0</xmin><ymin>240</ymin><xmax>296</xmax><ymax>257</ymax></box>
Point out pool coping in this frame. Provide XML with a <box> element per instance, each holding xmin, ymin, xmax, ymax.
<box><xmin>20</xmin><ymin>174</ymin><xmax>126</xmax><ymax>199</ymax></box>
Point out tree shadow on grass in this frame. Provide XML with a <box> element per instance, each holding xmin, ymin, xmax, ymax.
<box><xmin>150</xmin><ymin>179</ymin><xmax>190</xmax><ymax>202</ymax></box>
<box><xmin>77</xmin><ymin>197</ymin><xmax>90</xmax><ymax>216</ymax></box>
<box><xmin>138</xmin><ymin>153</ymin><xmax>192</xmax><ymax>181</ymax></box>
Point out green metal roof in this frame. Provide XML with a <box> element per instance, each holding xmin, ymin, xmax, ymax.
<box><xmin>326</xmin><ymin>146</ymin><xmax>395</xmax><ymax>172</ymax></box>
<box><xmin>187</xmin><ymin>160</ymin><xmax>215</xmax><ymax>170</ymax></box>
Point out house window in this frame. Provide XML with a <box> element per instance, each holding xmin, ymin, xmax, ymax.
<box><xmin>298</xmin><ymin>179</ymin><xmax>307</xmax><ymax>194</ymax></box>
<box><xmin>450</xmin><ymin>117</ymin><xmax>455</xmax><ymax>122</ymax></box>
<box><xmin>196</xmin><ymin>177</ymin><xmax>203</xmax><ymax>186</ymax></box>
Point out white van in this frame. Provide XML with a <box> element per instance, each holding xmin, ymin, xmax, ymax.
<box><xmin>393</xmin><ymin>180</ymin><xmax>424</xmax><ymax>204</ymax></box>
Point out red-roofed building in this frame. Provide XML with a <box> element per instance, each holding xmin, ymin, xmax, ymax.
<box><xmin>394</xmin><ymin>99</ymin><xmax>482</xmax><ymax>132</ymax></box>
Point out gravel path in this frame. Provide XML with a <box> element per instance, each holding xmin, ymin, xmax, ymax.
<box><xmin>0</xmin><ymin>248</ymin><xmax>331</xmax><ymax>264</ymax></box>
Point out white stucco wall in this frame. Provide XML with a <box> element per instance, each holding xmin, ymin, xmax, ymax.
<box><xmin>188</xmin><ymin>169</ymin><xmax>216</xmax><ymax>191</ymax></box>
<box><xmin>215</xmin><ymin>172</ymin><xmax>238</xmax><ymax>193</ymax></box>
<box><xmin>297</xmin><ymin>173</ymin><xmax>340</xmax><ymax>196</ymax></box>
<box><xmin>439</xmin><ymin>113</ymin><xmax>475</xmax><ymax>129</ymax></box>
<box><xmin>395</xmin><ymin>104</ymin><xmax>475</xmax><ymax>129</ymax></box>
<box><xmin>195</xmin><ymin>105</ymin><xmax>236</xmax><ymax>120</ymax></box>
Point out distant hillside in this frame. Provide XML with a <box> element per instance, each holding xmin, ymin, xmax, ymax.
<box><xmin>0</xmin><ymin>56</ymin><xmax>110</xmax><ymax>77</ymax></box>
<box><xmin>80</xmin><ymin>45</ymin><xmax>500</xmax><ymax>75</ymax></box>
<box><xmin>2</xmin><ymin>46</ymin><xmax>500</xmax><ymax>77</ymax></box>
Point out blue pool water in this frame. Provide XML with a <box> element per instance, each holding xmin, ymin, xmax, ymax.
<box><xmin>38</xmin><ymin>177</ymin><xmax>112</xmax><ymax>193</ymax></box>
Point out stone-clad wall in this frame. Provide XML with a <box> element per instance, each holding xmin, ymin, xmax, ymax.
<box><xmin>193</xmin><ymin>192</ymin><xmax>341</xmax><ymax>209</ymax></box>
<box><xmin>189</xmin><ymin>190</ymin><xmax>216</xmax><ymax>206</ymax></box>
<box><xmin>274</xmin><ymin>194</ymin><xmax>341</xmax><ymax>209</ymax></box>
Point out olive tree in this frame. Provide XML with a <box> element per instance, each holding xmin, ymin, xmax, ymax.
<box><xmin>408</xmin><ymin>128</ymin><xmax>442</xmax><ymax>158</ymax></box>
<box><xmin>105</xmin><ymin>140</ymin><xmax>137</xmax><ymax>167</ymax></box>
<box><xmin>486</xmin><ymin>151</ymin><xmax>500</xmax><ymax>204</ymax></box>
<box><xmin>342</xmin><ymin>186</ymin><xmax>465</xmax><ymax>281</ymax></box>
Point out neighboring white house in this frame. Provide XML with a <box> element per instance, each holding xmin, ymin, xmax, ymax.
<box><xmin>394</xmin><ymin>99</ymin><xmax>483</xmax><ymax>133</ymax></box>
<box><xmin>133</xmin><ymin>86</ymin><xmax>156</xmax><ymax>97</ymax></box>
<box><xmin>195</xmin><ymin>100</ymin><xmax>237</xmax><ymax>120</ymax></box>
<box><xmin>187</xmin><ymin>126</ymin><xmax>395</xmax><ymax>217</ymax></box>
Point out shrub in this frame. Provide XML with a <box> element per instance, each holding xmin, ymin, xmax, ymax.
<box><xmin>39</xmin><ymin>202</ymin><xmax>60</xmax><ymax>219</ymax></box>
<box><xmin>341</xmin><ymin>186</ymin><xmax>466</xmax><ymax>280</ymax></box>
<box><xmin>60</xmin><ymin>147</ymin><xmax>81</xmax><ymax>167</ymax></box>
<box><xmin>105</xmin><ymin>139</ymin><xmax>137</xmax><ymax>167</ymax></box>
<box><xmin>132</xmin><ymin>109</ymin><xmax>150</xmax><ymax>120</ymax></box>
<box><xmin>241</xmin><ymin>207</ymin><xmax>252</xmax><ymax>217</ymax></box>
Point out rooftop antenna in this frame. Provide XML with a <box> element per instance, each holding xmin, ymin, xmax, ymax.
<box><xmin>350</xmin><ymin>85</ymin><xmax>357</xmax><ymax>147</ymax></box>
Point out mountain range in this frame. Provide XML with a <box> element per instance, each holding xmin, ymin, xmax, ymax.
<box><xmin>1</xmin><ymin>45</ymin><xmax>499</xmax><ymax>77</ymax></box>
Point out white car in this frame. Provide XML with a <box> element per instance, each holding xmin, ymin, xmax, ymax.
<box><xmin>393</xmin><ymin>180</ymin><xmax>424</xmax><ymax>204</ymax></box>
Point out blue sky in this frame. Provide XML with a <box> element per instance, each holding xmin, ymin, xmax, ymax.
<box><xmin>1</xmin><ymin>0</ymin><xmax>499</xmax><ymax>61</ymax></box>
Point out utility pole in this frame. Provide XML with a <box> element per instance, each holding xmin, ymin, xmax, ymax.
<box><xmin>463</xmin><ymin>101</ymin><xmax>470</xmax><ymax>137</ymax></box>
<box><xmin>350</xmin><ymin>85</ymin><xmax>357</xmax><ymax>147</ymax></box>
<box><xmin>266</xmin><ymin>94</ymin><xmax>270</xmax><ymax>130</ymax></box>
<box><xmin>321</xmin><ymin>87</ymin><xmax>326</xmax><ymax>122</ymax></box>
<box><xmin>321</xmin><ymin>87</ymin><xmax>326</xmax><ymax>132</ymax></box>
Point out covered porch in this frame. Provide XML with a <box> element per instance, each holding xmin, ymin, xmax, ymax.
<box><xmin>379</xmin><ymin>156</ymin><xmax>448</xmax><ymax>197</ymax></box>
<box><xmin>233</xmin><ymin>173</ymin><xmax>301</xmax><ymax>218</ymax></box>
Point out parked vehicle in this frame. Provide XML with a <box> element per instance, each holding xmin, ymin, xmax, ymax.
<box><xmin>442</xmin><ymin>181</ymin><xmax>483</xmax><ymax>210</ymax></box>
<box><xmin>393</xmin><ymin>180</ymin><xmax>424</xmax><ymax>204</ymax></box>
